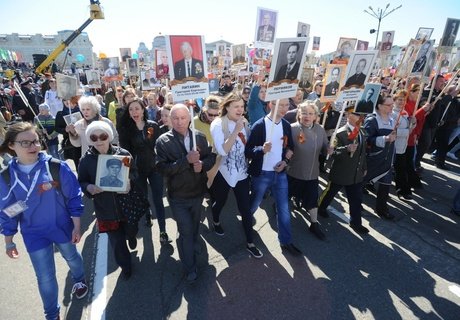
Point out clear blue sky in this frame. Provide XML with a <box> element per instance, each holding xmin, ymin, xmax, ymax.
<box><xmin>0</xmin><ymin>0</ymin><xmax>458</xmax><ymax>58</ymax></box>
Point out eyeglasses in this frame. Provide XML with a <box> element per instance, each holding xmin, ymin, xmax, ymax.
<box><xmin>243</xmin><ymin>91</ymin><xmax>250</xmax><ymax>94</ymax></box>
<box><xmin>14</xmin><ymin>140</ymin><xmax>41</xmax><ymax>148</ymax></box>
<box><xmin>89</xmin><ymin>133</ymin><xmax>109</xmax><ymax>142</ymax></box>
<box><xmin>381</xmin><ymin>103</ymin><xmax>393</xmax><ymax>107</ymax></box>
<box><xmin>206</xmin><ymin>112</ymin><xmax>218</xmax><ymax>118</ymax></box>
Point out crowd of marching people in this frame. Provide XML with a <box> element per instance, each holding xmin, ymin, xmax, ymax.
<box><xmin>0</xmin><ymin>58</ymin><xmax>460</xmax><ymax>319</ymax></box>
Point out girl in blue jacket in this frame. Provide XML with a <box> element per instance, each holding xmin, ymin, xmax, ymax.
<box><xmin>0</xmin><ymin>122</ymin><xmax>87</xmax><ymax>320</ymax></box>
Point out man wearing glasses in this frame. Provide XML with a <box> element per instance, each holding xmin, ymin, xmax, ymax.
<box><xmin>193</xmin><ymin>96</ymin><xmax>221</xmax><ymax>145</ymax></box>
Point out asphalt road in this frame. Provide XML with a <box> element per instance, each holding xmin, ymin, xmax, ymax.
<box><xmin>1</xmin><ymin>155</ymin><xmax>459</xmax><ymax>320</ymax></box>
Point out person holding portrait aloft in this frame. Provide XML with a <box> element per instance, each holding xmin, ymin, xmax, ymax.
<box><xmin>317</xmin><ymin>104</ymin><xmax>369</xmax><ymax>234</ymax></box>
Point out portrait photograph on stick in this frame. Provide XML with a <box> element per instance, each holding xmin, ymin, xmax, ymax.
<box><xmin>56</xmin><ymin>73</ymin><xmax>78</xmax><ymax>100</ymax></box>
<box><xmin>85</xmin><ymin>70</ymin><xmax>101</xmax><ymax>89</ymax></box>
<box><xmin>354</xmin><ymin>83</ymin><xmax>382</xmax><ymax>114</ymax></box>
<box><xmin>101</xmin><ymin>57</ymin><xmax>122</xmax><ymax>82</ymax></box>
<box><xmin>440</xmin><ymin>18</ymin><xmax>460</xmax><ymax>47</ymax></box>
<box><xmin>95</xmin><ymin>154</ymin><xmax>130</xmax><ymax>192</ymax></box>
<box><xmin>232</xmin><ymin>44</ymin><xmax>246</xmax><ymax>65</ymax></box>
<box><xmin>141</xmin><ymin>69</ymin><xmax>160</xmax><ymax>91</ymax></box>
<box><xmin>297</xmin><ymin>22</ymin><xmax>310</xmax><ymax>38</ymax></box>
<box><xmin>357</xmin><ymin>40</ymin><xmax>369</xmax><ymax>51</ymax></box>
<box><xmin>342</xmin><ymin>51</ymin><xmax>377</xmax><ymax>90</ymax></box>
<box><xmin>333</xmin><ymin>37</ymin><xmax>357</xmax><ymax>62</ymax></box>
<box><xmin>254</xmin><ymin>7</ymin><xmax>278</xmax><ymax>48</ymax></box>
<box><xmin>411</xmin><ymin>39</ymin><xmax>435</xmax><ymax>75</ymax></box>
<box><xmin>415</xmin><ymin>27</ymin><xmax>434</xmax><ymax>42</ymax></box>
<box><xmin>119</xmin><ymin>47</ymin><xmax>132</xmax><ymax>62</ymax></box>
<box><xmin>395</xmin><ymin>39</ymin><xmax>421</xmax><ymax>78</ymax></box>
<box><xmin>63</xmin><ymin>112</ymin><xmax>82</xmax><ymax>125</ymax></box>
<box><xmin>166</xmin><ymin>35</ymin><xmax>209</xmax><ymax>101</ymax></box>
<box><xmin>266</xmin><ymin>37</ymin><xmax>309</xmax><ymax>101</ymax></box>
<box><xmin>380</xmin><ymin>31</ymin><xmax>395</xmax><ymax>52</ymax></box>
<box><xmin>156</xmin><ymin>49</ymin><xmax>170</xmax><ymax>79</ymax></box>
<box><xmin>321</xmin><ymin>64</ymin><xmax>346</xmax><ymax>102</ymax></box>
<box><xmin>127</xmin><ymin>58</ymin><xmax>139</xmax><ymax>76</ymax></box>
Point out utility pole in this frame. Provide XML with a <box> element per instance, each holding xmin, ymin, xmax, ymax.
<box><xmin>364</xmin><ymin>3</ymin><xmax>402</xmax><ymax>49</ymax></box>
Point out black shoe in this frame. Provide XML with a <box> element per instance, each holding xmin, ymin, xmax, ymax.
<box><xmin>213</xmin><ymin>222</ymin><xmax>225</xmax><ymax>236</ymax></box>
<box><xmin>128</xmin><ymin>236</ymin><xmax>137</xmax><ymax>250</ymax></box>
<box><xmin>376</xmin><ymin>211</ymin><xmax>395</xmax><ymax>220</ymax></box>
<box><xmin>436</xmin><ymin>163</ymin><xmax>450</xmax><ymax>170</ymax></box>
<box><xmin>309</xmin><ymin>222</ymin><xmax>326</xmax><ymax>240</ymax></box>
<box><xmin>281</xmin><ymin>243</ymin><xmax>302</xmax><ymax>256</ymax></box>
<box><xmin>350</xmin><ymin>224</ymin><xmax>369</xmax><ymax>234</ymax></box>
<box><xmin>365</xmin><ymin>183</ymin><xmax>376</xmax><ymax>193</ymax></box>
<box><xmin>145</xmin><ymin>218</ymin><xmax>153</xmax><ymax>227</ymax></box>
<box><xmin>246</xmin><ymin>244</ymin><xmax>263</xmax><ymax>258</ymax></box>
<box><xmin>160</xmin><ymin>232</ymin><xmax>171</xmax><ymax>244</ymax></box>
<box><xmin>397</xmin><ymin>191</ymin><xmax>413</xmax><ymax>200</ymax></box>
<box><xmin>318</xmin><ymin>208</ymin><xmax>330</xmax><ymax>218</ymax></box>
<box><xmin>451</xmin><ymin>208</ymin><xmax>460</xmax><ymax>217</ymax></box>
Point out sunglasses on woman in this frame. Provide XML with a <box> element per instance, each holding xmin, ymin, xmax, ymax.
<box><xmin>89</xmin><ymin>133</ymin><xmax>109</xmax><ymax>142</ymax></box>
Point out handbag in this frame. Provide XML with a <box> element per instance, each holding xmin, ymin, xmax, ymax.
<box><xmin>116</xmin><ymin>182</ymin><xmax>150</xmax><ymax>234</ymax></box>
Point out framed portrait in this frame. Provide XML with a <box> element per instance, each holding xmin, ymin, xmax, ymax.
<box><xmin>297</xmin><ymin>22</ymin><xmax>310</xmax><ymax>38</ymax></box>
<box><xmin>380</xmin><ymin>31</ymin><xmax>395</xmax><ymax>52</ymax></box>
<box><xmin>141</xmin><ymin>69</ymin><xmax>160</xmax><ymax>91</ymax></box>
<box><xmin>395</xmin><ymin>39</ymin><xmax>421</xmax><ymax>78</ymax></box>
<box><xmin>119</xmin><ymin>48</ymin><xmax>132</xmax><ymax>62</ymax></box>
<box><xmin>166</xmin><ymin>35</ymin><xmax>209</xmax><ymax>101</ymax></box>
<box><xmin>357</xmin><ymin>40</ymin><xmax>369</xmax><ymax>51</ymax></box>
<box><xmin>127</xmin><ymin>58</ymin><xmax>138</xmax><ymax>76</ymax></box>
<box><xmin>342</xmin><ymin>50</ymin><xmax>378</xmax><ymax>91</ymax></box>
<box><xmin>321</xmin><ymin>64</ymin><xmax>346</xmax><ymax>102</ymax></box>
<box><xmin>410</xmin><ymin>39</ymin><xmax>435</xmax><ymax>75</ymax></box>
<box><xmin>208</xmin><ymin>78</ymin><xmax>220</xmax><ymax>93</ymax></box>
<box><xmin>415</xmin><ymin>27</ymin><xmax>434</xmax><ymax>42</ymax></box>
<box><xmin>299</xmin><ymin>67</ymin><xmax>314</xmax><ymax>90</ymax></box>
<box><xmin>266</xmin><ymin>37</ymin><xmax>309</xmax><ymax>101</ymax></box>
<box><xmin>333</xmin><ymin>37</ymin><xmax>357</xmax><ymax>62</ymax></box>
<box><xmin>354</xmin><ymin>83</ymin><xmax>382</xmax><ymax>114</ymax></box>
<box><xmin>85</xmin><ymin>70</ymin><xmax>101</xmax><ymax>89</ymax></box>
<box><xmin>440</xmin><ymin>18</ymin><xmax>460</xmax><ymax>47</ymax></box>
<box><xmin>232</xmin><ymin>44</ymin><xmax>246</xmax><ymax>65</ymax></box>
<box><xmin>63</xmin><ymin>112</ymin><xmax>82</xmax><ymax>125</ymax></box>
<box><xmin>95</xmin><ymin>155</ymin><xmax>130</xmax><ymax>192</ymax></box>
<box><xmin>55</xmin><ymin>73</ymin><xmax>78</xmax><ymax>99</ymax></box>
<box><xmin>422</xmin><ymin>50</ymin><xmax>437</xmax><ymax>82</ymax></box>
<box><xmin>101</xmin><ymin>57</ymin><xmax>122</xmax><ymax>82</ymax></box>
<box><xmin>156</xmin><ymin>49</ymin><xmax>169</xmax><ymax>78</ymax></box>
<box><xmin>254</xmin><ymin>7</ymin><xmax>278</xmax><ymax>48</ymax></box>
<box><xmin>312</xmin><ymin>37</ymin><xmax>320</xmax><ymax>51</ymax></box>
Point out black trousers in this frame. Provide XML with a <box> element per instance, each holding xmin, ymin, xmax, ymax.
<box><xmin>318</xmin><ymin>181</ymin><xmax>363</xmax><ymax>226</ymax></box>
<box><xmin>209</xmin><ymin>172</ymin><xmax>254</xmax><ymax>243</ymax></box>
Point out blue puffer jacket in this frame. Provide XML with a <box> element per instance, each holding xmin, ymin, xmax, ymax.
<box><xmin>0</xmin><ymin>152</ymin><xmax>84</xmax><ymax>252</ymax></box>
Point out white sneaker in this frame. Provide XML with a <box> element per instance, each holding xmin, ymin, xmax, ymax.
<box><xmin>447</xmin><ymin>152</ymin><xmax>458</xmax><ymax>160</ymax></box>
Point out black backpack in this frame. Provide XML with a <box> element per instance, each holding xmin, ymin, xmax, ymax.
<box><xmin>1</xmin><ymin>158</ymin><xmax>61</xmax><ymax>190</ymax></box>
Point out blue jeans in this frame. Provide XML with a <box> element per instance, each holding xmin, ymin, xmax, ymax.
<box><xmin>137</xmin><ymin>171</ymin><xmax>166</xmax><ymax>232</ymax></box>
<box><xmin>250</xmin><ymin>170</ymin><xmax>292</xmax><ymax>245</ymax></box>
<box><xmin>169</xmin><ymin>196</ymin><xmax>202</xmax><ymax>273</ymax></box>
<box><xmin>28</xmin><ymin>242</ymin><xmax>85</xmax><ymax>320</ymax></box>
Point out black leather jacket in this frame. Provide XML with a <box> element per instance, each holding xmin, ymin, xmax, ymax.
<box><xmin>155</xmin><ymin>129</ymin><xmax>215</xmax><ymax>199</ymax></box>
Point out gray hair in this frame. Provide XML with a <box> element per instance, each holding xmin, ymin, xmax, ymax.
<box><xmin>78</xmin><ymin>95</ymin><xmax>101</xmax><ymax>115</ymax></box>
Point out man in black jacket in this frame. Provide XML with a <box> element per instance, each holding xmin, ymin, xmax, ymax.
<box><xmin>12</xmin><ymin>79</ymin><xmax>38</xmax><ymax>122</ymax></box>
<box><xmin>155</xmin><ymin>104</ymin><xmax>215</xmax><ymax>283</ymax></box>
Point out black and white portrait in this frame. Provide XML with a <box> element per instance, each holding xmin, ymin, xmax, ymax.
<box><xmin>96</xmin><ymin>155</ymin><xmax>130</xmax><ymax>192</ymax></box>
<box><xmin>355</xmin><ymin>83</ymin><xmax>382</xmax><ymax>114</ymax></box>
<box><xmin>415</xmin><ymin>27</ymin><xmax>434</xmax><ymax>42</ymax></box>
<box><xmin>440</xmin><ymin>18</ymin><xmax>460</xmax><ymax>47</ymax></box>
<box><xmin>342</xmin><ymin>51</ymin><xmax>377</xmax><ymax>90</ymax></box>
<box><xmin>56</xmin><ymin>73</ymin><xmax>78</xmax><ymax>100</ymax></box>
<box><xmin>255</xmin><ymin>7</ymin><xmax>278</xmax><ymax>45</ymax></box>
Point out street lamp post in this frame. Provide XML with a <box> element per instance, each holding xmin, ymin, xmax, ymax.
<box><xmin>364</xmin><ymin>3</ymin><xmax>402</xmax><ymax>49</ymax></box>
